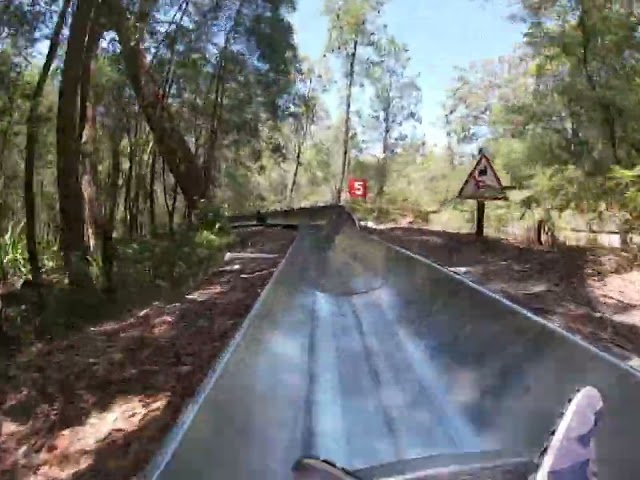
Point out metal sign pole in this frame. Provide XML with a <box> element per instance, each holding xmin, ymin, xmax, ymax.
<box><xmin>476</xmin><ymin>200</ymin><xmax>486</xmax><ymax>237</ymax></box>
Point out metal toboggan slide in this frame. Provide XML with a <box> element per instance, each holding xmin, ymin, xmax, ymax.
<box><xmin>141</xmin><ymin>206</ymin><xmax>640</xmax><ymax>480</ymax></box>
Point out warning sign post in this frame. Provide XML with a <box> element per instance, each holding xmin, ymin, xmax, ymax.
<box><xmin>457</xmin><ymin>150</ymin><xmax>507</xmax><ymax>237</ymax></box>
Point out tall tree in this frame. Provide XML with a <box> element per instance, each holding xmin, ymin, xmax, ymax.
<box><xmin>365</xmin><ymin>32</ymin><xmax>421</xmax><ymax>197</ymax></box>
<box><xmin>24</xmin><ymin>0</ymin><xmax>72</xmax><ymax>283</ymax></box>
<box><xmin>56</xmin><ymin>0</ymin><xmax>98</xmax><ymax>286</ymax></box>
<box><xmin>287</xmin><ymin>61</ymin><xmax>324</xmax><ymax>204</ymax></box>
<box><xmin>79</xmin><ymin>17</ymin><xmax>105</xmax><ymax>256</ymax></box>
<box><xmin>324</xmin><ymin>0</ymin><xmax>385</xmax><ymax>202</ymax></box>
<box><xmin>202</xmin><ymin>0</ymin><xmax>248</xmax><ymax>200</ymax></box>
<box><xmin>103</xmin><ymin>0</ymin><xmax>206</xmax><ymax>210</ymax></box>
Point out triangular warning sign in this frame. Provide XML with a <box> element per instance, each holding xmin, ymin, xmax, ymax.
<box><xmin>457</xmin><ymin>152</ymin><xmax>506</xmax><ymax>200</ymax></box>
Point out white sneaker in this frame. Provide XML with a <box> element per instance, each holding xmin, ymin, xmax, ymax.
<box><xmin>535</xmin><ymin>386</ymin><xmax>604</xmax><ymax>480</ymax></box>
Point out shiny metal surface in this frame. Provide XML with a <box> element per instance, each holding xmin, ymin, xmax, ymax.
<box><xmin>151</xmin><ymin>222</ymin><xmax>640</xmax><ymax>480</ymax></box>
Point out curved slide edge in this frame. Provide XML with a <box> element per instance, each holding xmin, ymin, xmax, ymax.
<box><xmin>367</xmin><ymin>232</ymin><xmax>640</xmax><ymax>379</ymax></box>
<box><xmin>136</xmin><ymin>237</ymin><xmax>300</xmax><ymax>480</ymax></box>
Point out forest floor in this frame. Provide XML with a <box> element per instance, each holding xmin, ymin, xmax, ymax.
<box><xmin>367</xmin><ymin>225</ymin><xmax>640</xmax><ymax>363</ymax></box>
<box><xmin>0</xmin><ymin>227</ymin><xmax>296</xmax><ymax>480</ymax></box>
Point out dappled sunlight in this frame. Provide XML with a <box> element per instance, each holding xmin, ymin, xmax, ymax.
<box><xmin>1</xmin><ymin>0</ymin><xmax>638</xmax><ymax>475</ymax></box>
<box><xmin>1</xmin><ymin>228</ymin><xmax>295</xmax><ymax>478</ymax></box>
<box><xmin>33</xmin><ymin>394</ymin><xmax>170</xmax><ymax>477</ymax></box>
<box><xmin>185</xmin><ymin>284</ymin><xmax>227</xmax><ymax>302</ymax></box>
<box><xmin>149</xmin><ymin>315</ymin><xmax>176</xmax><ymax>338</ymax></box>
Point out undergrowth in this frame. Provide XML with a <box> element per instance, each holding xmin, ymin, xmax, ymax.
<box><xmin>0</xmin><ymin>216</ymin><xmax>233</xmax><ymax>353</ymax></box>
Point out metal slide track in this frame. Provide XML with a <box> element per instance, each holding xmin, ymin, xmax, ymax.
<box><xmin>142</xmin><ymin>214</ymin><xmax>640</xmax><ymax>480</ymax></box>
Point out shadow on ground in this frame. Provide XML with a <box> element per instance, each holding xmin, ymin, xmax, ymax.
<box><xmin>0</xmin><ymin>228</ymin><xmax>295</xmax><ymax>480</ymax></box>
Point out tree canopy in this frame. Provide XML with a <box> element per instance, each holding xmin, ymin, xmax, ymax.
<box><xmin>1</xmin><ymin>0</ymin><xmax>639</xmax><ymax>294</ymax></box>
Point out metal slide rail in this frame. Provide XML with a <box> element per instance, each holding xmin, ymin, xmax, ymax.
<box><xmin>227</xmin><ymin>203</ymin><xmax>346</xmax><ymax>226</ymax></box>
<box><xmin>141</xmin><ymin>210</ymin><xmax>640</xmax><ymax>480</ymax></box>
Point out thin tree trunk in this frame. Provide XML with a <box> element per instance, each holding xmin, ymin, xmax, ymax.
<box><xmin>0</xmin><ymin>121</ymin><xmax>12</xmax><ymax>173</ymax></box>
<box><xmin>102</xmin><ymin>0</ymin><xmax>205</xmax><ymax>209</ymax></box>
<box><xmin>161</xmin><ymin>159</ymin><xmax>178</xmax><ymax>234</ymax></box>
<box><xmin>289</xmin><ymin>143</ymin><xmax>303</xmax><ymax>205</ymax></box>
<box><xmin>336</xmin><ymin>37</ymin><xmax>358</xmax><ymax>203</ymax></box>
<box><xmin>102</xmin><ymin>131</ymin><xmax>122</xmax><ymax>292</ymax></box>
<box><xmin>24</xmin><ymin>0</ymin><xmax>72</xmax><ymax>283</ymax></box>
<box><xmin>203</xmin><ymin>0</ymin><xmax>245</xmax><ymax>199</ymax></box>
<box><xmin>578</xmin><ymin>1</ymin><xmax>620</xmax><ymax>166</ymax></box>
<box><xmin>203</xmin><ymin>73</ymin><xmax>226</xmax><ymax>198</ymax></box>
<box><xmin>0</xmin><ymin>114</ymin><xmax>13</xmax><ymax>230</ymax></box>
<box><xmin>135</xmin><ymin>141</ymin><xmax>154</xmax><ymax>236</ymax></box>
<box><xmin>148</xmin><ymin>150</ymin><xmax>157</xmax><ymax>234</ymax></box>
<box><xmin>162</xmin><ymin>158</ymin><xmax>171</xmax><ymax>217</ymax></box>
<box><xmin>288</xmin><ymin>119</ymin><xmax>311</xmax><ymax>205</ymax></box>
<box><xmin>124</xmin><ymin>125</ymin><xmax>136</xmax><ymax>237</ymax></box>
<box><xmin>170</xmin><ymin>182</ymin><xmax>178</xmax><ymax>234</ymax></box>
<box><xmin>183</xmin><ymin>201</ymin><xmax>190</xmax><ymax>222</ymax></box>
<box><xmin>0</xmin><ymin>99</ymin><xmax>17</xmax><ymax>175</ymax></box>
<box><xmin>79</xmin><ymin>21</ymin><xmax>103</xmax><ymax>255</ymax></box>
<box><xmin>131</xmin><ymin>156</ymin><xmax>142</xmax><ymax>237</ymax></box>
<box><xmin>56</xmin><ymin>0</ymin><xmax>97</xmax><ymax>287</ymax></box>
<box><xmin>376</xmin><ymin>102</ymin><xmax>392</xmax><ymax>198</ymax></box>
<box><xmin>288</xmin><ymin>77</ymin><xmax>314</xmax><ymax>205</ymax></box>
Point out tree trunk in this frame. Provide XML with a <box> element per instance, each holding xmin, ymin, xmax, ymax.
<box><xmin>203</xmin><ymin>0</ymin><xmax>245</xmax><ymax>198</ymax></box>
<box><xmin>183</xmin><ymin>201</ymin><xmax>191</xmax><ymax>223</ymax></box>
<box><xmin>376</xmin><ymin>101</ymin><xmax>392</xmax><ymax>198</ymax></box>
<box><xmin>24</xmin><ymin>0</ymin><xmax>72</xmax><ymax>283</ymax></box>
<box><xmin>578</xmin><ymin>1</ymin><xmax>620</xmax><ymax>167</ymax></box>
<box><xmin>124</xmin><ymin>125</ymin><xmax>136</xmax><ymax>237</ymax></box>
<box><xmin>135</xmin><ymin>141</ymin><xmax>154</xmax><ymax>236</ymax></box>
<box><xmin>170</xmin><ymin>183</ymin><xmax>178</xmax><ymax>234</ymax></box>
<box><xmin>203</xmin><ymin>70</ymin><xmax>226</xmax><ymax>198</ymax></box>
<box><xmin>162</xmin><ymin>158</ymin><xmax>171</xmax><ymax>225</ymax></box>
<box><xmin>336</xmin><ymin>37</ymin><xmax>359</xmax><ymax>203</ymax></box>
<box><xmin>131</xmin><ymin>158</ymin><xmax>142</xmax><ymax>237</ymax></box>
<box><xmin>0</xmin><ymin>91</ymin><xmax>17</xmax><ymax>184</ymax></box>
<box><xmin>102</xmin><ymin>131</ymin><xmax>122</xmax><ymax>292</ymax></box>
<box><xmin>148</xmin><ymin>150</ymin><xmax>157</xmax><ymax>234</ymax></box>
<box><xmin>289</xmin><ymin>77</ymin><xmax>314</xmax><ymax>205</ymax></box>
<box><xmin>102</xmin><ymin>0</ymin><xmax>205</xmax><ymax>210</ymax></box>
<box><xmin>289</xmin><ymin>143</ymin><xmax>303</xmax><ymax>205</ymax></box>
<box><xmin>56</xmin><ymin>0</ymin><xmax>97</xmax><ymax>287</ymax></box>
<box><xmin>162</xmin><ymin>159</ymin><xmax>178</xmax><ymax>235</ymax></box>
<box><xmin>79</xmin><ymin>21</ymin><xmax>103</xmax><ymax>255</ymax></box>
<box><xmin>0</xmin><ymin>111</ymin><xmax>14</xmax><ymax>229</ymax></box>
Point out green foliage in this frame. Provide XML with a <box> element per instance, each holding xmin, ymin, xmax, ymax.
<box><xmin>609</xmin><ymin>166</ymin><xmax>640</xmax><ymax>220</ymax></box>
<box><xmin>440</xmin><ymin>0</ymin><xmax>640</xmax><ymax>234</ymax></box>
<box><xmin>115</xmin><ymin>226</ymin><xmax>232</xmax><ymax>291</ymax></box>
<box><xmin>324</xmin><ymin>0</ymin><xmax>386</xmax><ymax>52</ymax></box>
<box><xmin>0</xmin><ymin>222</ymin><xmax>28</xmax><ymax>281</ymax></box>
<box><xmin>2</xmin><ymin>0</ymin><xmax>638</xmax><ymax>322</ymax></box>
<box><xmin>195</xmin><ymin>203</ymin><xmax>228</xmax><ymax>234</ymax></box>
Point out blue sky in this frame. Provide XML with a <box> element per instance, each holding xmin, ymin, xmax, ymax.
<box><xmin>290</xmin><ymin>0</ymin><xmax>525</xmax><ymax>147</ymax></box>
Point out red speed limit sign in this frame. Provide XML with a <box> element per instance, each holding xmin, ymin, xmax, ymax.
<box><xmin>348</xmin><ymin>178</ymin><xmax>368</xmax><ymax>199</ymax></box>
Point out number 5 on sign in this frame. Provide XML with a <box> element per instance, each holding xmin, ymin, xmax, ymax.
<box><xmin>348</xmin><ymin>178</ymin><xmax>367</xmax><ymax>200</ymax></box>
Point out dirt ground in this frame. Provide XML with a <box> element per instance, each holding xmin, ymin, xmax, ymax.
<box><xmin>0</xmin><ymin>227</ymin><xmax>295</xmax><ymax>480</ymax></box>
<box><xmin>368</xmin><ymin>226</ymin><xmax>640</xmax><ymax>363</ymax></box>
